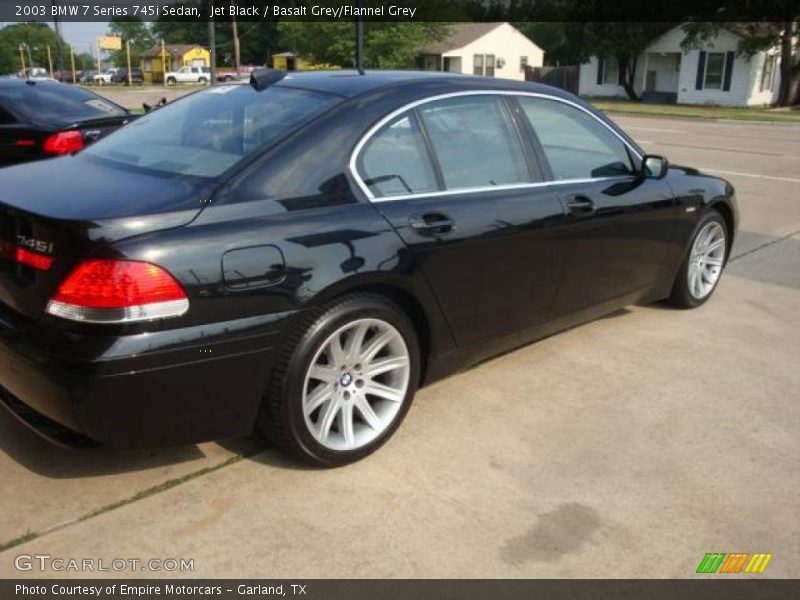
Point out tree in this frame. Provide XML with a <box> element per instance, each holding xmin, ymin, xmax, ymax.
<box><xmin>0</xmin><ymin>22</ymin><xmax>70</xmax><ymax>75</ymax></box>
<box><xmin>682</xmin><ymin>17</ymin><xmax>800</xmax><ymax>106</ymax></box>
<box><xmin>108</xmin><ymin>16</ymin><xmax>154</xmax><ymax>68</ymax></box>
<box><xmin>514</xmin><ymin>22</ymin><xmax>585</xmax><ymax>66</ymax></box>
<box><xmin>277</xmin><ymin>22</ymin><xmax>448</xmax><ymax>69</ymax></box>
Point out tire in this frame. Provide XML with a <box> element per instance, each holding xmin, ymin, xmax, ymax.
<box><xmin>667</xmin><ymin>210</ymin><xmax>728</xmax><ymax>309</ymax></box>
<box><xmin>258</xmin><ymin>294</ymin><xmax>420</xmax><ymax>467</ymax></box>
<box><xmin>199</xmin><ymin>77</ymin><xmax>208</xmax><ymax>84</ymax></box>
<box><xmin>166</xmin><ymin>77</ymin><xmax>176</xmax><ymax>86</ymax></box>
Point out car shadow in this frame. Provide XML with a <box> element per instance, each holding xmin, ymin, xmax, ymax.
<box><xmin>0</xmin><ymin>408</ymin><xmax>260</xmax><ymax>479</ymax></box>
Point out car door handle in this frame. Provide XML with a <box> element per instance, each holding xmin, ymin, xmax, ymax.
<box><xmin>408</xmin><ymin>212</ymin><xmax>455</xmax><ymax>236</ymax></box>
<box><xmin>565</xmin><ymin>195</ymin><xmax>595</xmax><ymax>216</ymax></box>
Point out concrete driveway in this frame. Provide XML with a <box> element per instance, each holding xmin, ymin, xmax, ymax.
<box><xmin>1</xmin><ymin>115</ymin><xmax>798</xmax><ymax>578</ymax></box>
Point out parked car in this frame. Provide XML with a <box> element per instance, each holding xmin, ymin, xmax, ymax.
<box><xmin>54</xmin><ymin>70</ymin><xmax>83</xmax><ymax>84</ymax></box>
<box><xmin>0</xmin><ymin>79</ymin><xmax>131</xmax><ymax>166</ymax></box>
<box><xmin>78</xmin><ymin>70</ymin><xmax>96</xmax><ymax>84</ymax></box>
<box><xmin>165</xmin><ymin>66</ymin><xmax>210</xmax><ymax>85</ymax></box>
<box><xmin>0</xmin><ymin>70</ymin><xmax>737</xmax><ymax>465</ymax></box>
<box><xmin>112</xmin><ymin>68</ymin><xmax>144</xmax><ymax>85</ymax></box>
<box><xmin>216</xmin><ymin>66</ymin><xmax>257</xmax><ymax>82</ymax></box>
<box><xmin>90</xmin><ymin>69</ymin><xmax>117</xmax><ymax>85</ymax></box>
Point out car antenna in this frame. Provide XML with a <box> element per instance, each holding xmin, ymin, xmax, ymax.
<box><xmin>355</xmin><ymin>5</ymin><xmax>365</xmax><ymax>75</ymax></box>
<box><xmin>250</xmin><ymin>68</ymin><xmax>286</xmax><ymax>91</ymax></box>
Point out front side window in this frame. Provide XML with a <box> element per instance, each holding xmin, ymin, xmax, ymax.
<box><xmin>704</xmin><ymin>52</ymin><xmax>725</xmax><ymax>89</ymax></box>
<box><xmin>84</xmin><ymin>85</ymin><xmax>339</xmax><ymax>178</ymax></box>
<box><xmin>518</xmin><ymin>96</ymin><xmax>635</xmax><ymax>180</ymax></box>
<box><xmin>418</xmin><ymin>95</ymin><xmax>530</xmax><ymax>190</ymax></box>
<box><xmin>358</xmin><ymin>113</ymin><xmax>438</xmax><ymax>198</ymax></box>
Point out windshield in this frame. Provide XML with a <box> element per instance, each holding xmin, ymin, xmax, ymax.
<box><xmin>84</xmin><ymin>84</ymin><xmax>340</xmax><ymax>178</ymax></box>
<box><xmin>1</xmin><ymin>83</ymin><xmax>125</xmax><ymax>122</ymax></box>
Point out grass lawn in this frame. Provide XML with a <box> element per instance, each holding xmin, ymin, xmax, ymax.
<box><xmin>586</xmin><ymin>98</ymin><xmax>800</xmax><ymax>123</ymax></box>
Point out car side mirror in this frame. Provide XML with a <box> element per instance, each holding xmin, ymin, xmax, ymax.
<box><xmin>642</xmin><ymin>155</ymin><xmax>669</xmax><ymax>179</ymax></box>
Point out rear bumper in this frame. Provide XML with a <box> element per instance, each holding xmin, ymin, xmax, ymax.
<box><xmin>0</xmin><ymin>308</ymin><xmax>295</xmax><ymax>448</ymax></box>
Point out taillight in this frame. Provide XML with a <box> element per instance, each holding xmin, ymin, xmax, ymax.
<box><xmin>42</xmin><ymin>130</ymin><xmax>85</xmax><ymax>155</ymax></box>
<box><xmin>46</xmin><ymin>259</ymin><xmax>189</xmax><ymax>324</ymax></box>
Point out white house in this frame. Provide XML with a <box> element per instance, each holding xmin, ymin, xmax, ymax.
<box><xmin>417</xmin><ymin>22</ymin><xmax>544</xmax><ymax>81</ymax></box>
<box><xmin>578</xmin><ymin>25</ymin><xmax>781</xmax><ymax>106</ymax></box>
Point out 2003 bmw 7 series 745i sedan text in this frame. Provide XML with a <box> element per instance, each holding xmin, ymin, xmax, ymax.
<box><xmin>0</xmin><ymin>70</ymin><xmax>737</xmax><ymax>466</ymax></box>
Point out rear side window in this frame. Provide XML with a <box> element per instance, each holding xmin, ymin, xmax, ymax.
<box><xmin>358</xmin><ymin>113</ymin><xmax>438</xmax><ymax>198</ymax></box>
<box><xmin>518</xmin><ymin>97</ymin><xmax>635</xmax><ymax>180</ymax></box>
<box><xmin>417</xmin><ymin>95</ymin><xmax>530</xmax><ymax>190</ymax></box>
<box><xmin>0</xmin><ymin>84</ymin><xmax>125</xmax><ymax>122</ymax></box>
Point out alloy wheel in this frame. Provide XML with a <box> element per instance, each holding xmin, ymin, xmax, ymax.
<box><xmin>687</xmin><ymin>221</ymin><xmax>726</xmax><ymax>300</ymax></box>
<box><xmin>302</xmin><ymin>318</ymin><xmax>411</xmax><ymax>451</ymax></box>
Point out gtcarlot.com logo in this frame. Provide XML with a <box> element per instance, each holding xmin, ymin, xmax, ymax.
<box><xmin>14</xmin><ymin>554</ymin><xmax>194</xmax><ymax>573</ymax></box>
<box><xmin>696</xmin><ymin>552</ymin><xmax>773</xmax><ymax>574</ymax></box>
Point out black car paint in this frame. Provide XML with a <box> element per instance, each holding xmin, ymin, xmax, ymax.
<box><xmin>0</xmin><ymin>80</ymin><xmax>131</xmax><ymax>166</ymax></box>
<box><xmin>0</xmin><ymin>71</ymin><xmax>738</xmax><ymax>448</ymax></box>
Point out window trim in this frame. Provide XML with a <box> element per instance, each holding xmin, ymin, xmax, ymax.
<box><xmin>349</xmin><ymin>90</ymin><xmax>644</xmax><ymax>203</ymax></box>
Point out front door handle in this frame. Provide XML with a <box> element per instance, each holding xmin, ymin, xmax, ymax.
<box><xmin>565</xmin><ymin>195</ymin><xmax>595</xmax><ymax>216</ymax></box>
<box><xmin>408</xmin><ymin>212</ymin><xmax>455</xmax><ymax>236</ymax></box>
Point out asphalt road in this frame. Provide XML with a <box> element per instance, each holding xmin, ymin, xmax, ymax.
<box><xmin>0</xmin><ymin>114</ymin><xmax>798</xmax><ymax>579</ymax></box>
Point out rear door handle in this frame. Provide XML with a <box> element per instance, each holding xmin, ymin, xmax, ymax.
<box><xmin>408</xmin><ymin>212</ymin><xmax>455</xmax><ymax>236</ymax></box>
<box><xmin>565</xmin><ymin>195</ymin><xmax>595</xmax><ymax>216</ymax></box>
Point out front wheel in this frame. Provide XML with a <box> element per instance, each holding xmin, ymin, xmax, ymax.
<box><xmin>668</xmin><ymin>211</ymin><xmax>728</xmax><ymax>308</ymax></box>
<box><xmin>166</xmin><ymin>77</ymin><xmax>176</xmax><ymax>86</ymax></box>
<box><xmin>258</xmin><ymin>294</ymin><xmax>420</xmax><ymax>467</ymax></box>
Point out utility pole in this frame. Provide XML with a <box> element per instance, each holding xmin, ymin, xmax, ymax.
<box><xmin>47</xmin><ymin>45</ymin><xmax>54</xmax><ymax>77</ymax></box>
<box><xmin>208</xmin><ymin>0</ymin><xmax>217</xmax><ymax>83</ymax></box>
<box><xmin>52</xmin><ymin>0</ymin><xmax>64</xmax><ymax>72</ymax></box>
<box><xmin>70</xmin><ymin>45</ymin><xmax>76</xmax><ymax>84</ymax></box>
<box><xmin>231</xmin><ymin>0</ymin><xmax>240</xmax><ymax>73</ymax></box>
<box><xmin>126</xmin><ymin>40</ymin><xmax>133</xmax><ymax>86</ymax></box>
<box><xmin>161</xmin><ymin>39</ymin><xmax>167</xmax><ymax>86</ymax></box>
<box><xmin>26</xmin><ymin>44</ymin><xmax>34</xmax><ymax>73</ymax></box>
<box><xmin>19</xmin><ymin>44</ymin><xmax>26</xmax><ymax>75</ymax></box>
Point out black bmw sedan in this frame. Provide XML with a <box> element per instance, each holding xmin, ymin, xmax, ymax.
<box><xmin>0</xmin><ymin>79</ymin><xmax>131</xmax><ymax>167</ymax></box>
<box><xmin>0</xmin><ymin>70</ymin><xmax>737</xmax><ymax>466</ymax></box>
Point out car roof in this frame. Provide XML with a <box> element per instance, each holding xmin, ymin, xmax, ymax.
<box><xmin>274</xmin><ymin>69</ymin><xmax>577</xmax><ymax>100</ymax></box>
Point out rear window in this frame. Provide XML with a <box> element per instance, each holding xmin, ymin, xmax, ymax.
<box><xmin>84</xmin><ymin>84</ymin><xmax>340</xmax><ymax>178</ymax></box>
<box><xmin>0</xmin><ymin>83</ymin><xmax>125</xmax><ymax>122</ymax></box>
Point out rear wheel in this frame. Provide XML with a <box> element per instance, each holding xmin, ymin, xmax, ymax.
<box><xmin>258</xmin><ymin>294</ymin><xmax>420</xmax><ymax>467</ymax></box>
<box><xmin>199</xmin><ymin>77</ymin><xmax>208</xmax><ymax>84</ymax></box>
<box><xmin>166</xmin><ymin>77</ymin><xmax>176</xmax><ymax>86</ymax></box>
<box><xmin>668</xmin><ymin>211</ymin><xmax>728</xmax><ymax>308</ymax></box>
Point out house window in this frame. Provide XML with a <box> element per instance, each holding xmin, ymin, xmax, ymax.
<box><xmin>704</xmin><ymin>52</ymin><xmax>725</xmax><ymax>89</ymax></box>
<box><xmin>603</xmin><ymin>59</ymin><xmax>619</xmax><ymax>85</ymax></box>
<box><xmin>473</xmin><ymin>54</ymin><xmax>495</xmax><ymax>77</ymax></box>
<box><xmin>473</xmin><ymin>54</ymin><xmax>484</xmax><ymax>76</ymax></box>
<box><xmin>520</xmin><ymin>56</ymin><xmax>528</xmax><ymax>72</ymax></box>
<box><xmin>761</xmin><ymin>55</ymin><xmax>776</xmax><ymax>92</ymax></box>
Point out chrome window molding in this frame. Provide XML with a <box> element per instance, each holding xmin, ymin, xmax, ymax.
<box><xmin>349</xmin><ymin>90</ymin><xmax>644</xmax><ymax>203</ymax></box>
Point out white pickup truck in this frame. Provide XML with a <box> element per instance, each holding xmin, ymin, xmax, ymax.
<box><xmin>164</xmin><ymin>66</ymin><xmax>211</xmax><ymax>85</ymax></box>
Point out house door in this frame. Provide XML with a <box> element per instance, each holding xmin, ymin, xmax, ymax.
<box><xmin>646</xmin><ymin>71</ymin><xmax>657</xmax><ymax>92</ymax></box>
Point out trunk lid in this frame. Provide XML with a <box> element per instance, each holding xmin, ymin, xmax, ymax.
<box><xmin>0</xmin><ymin>153</ymin><xmax>213</xmax><ymax>320</ymax></box>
